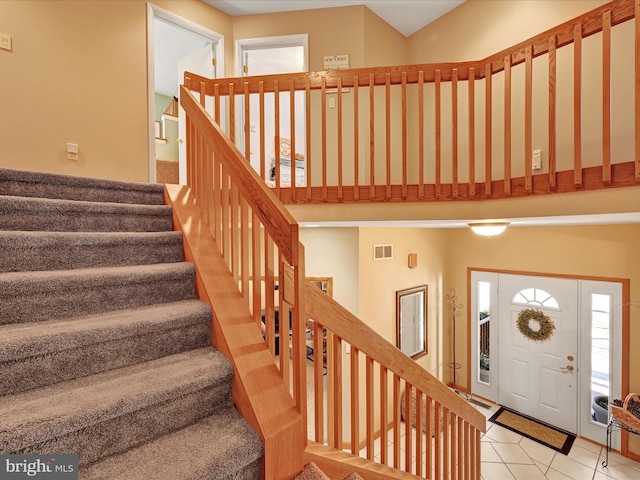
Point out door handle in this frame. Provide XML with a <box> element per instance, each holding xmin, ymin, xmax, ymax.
<box><xmin>559</xmin><ymin>365</ymin><xmax>575</xmax><ymax>372</ymax></box>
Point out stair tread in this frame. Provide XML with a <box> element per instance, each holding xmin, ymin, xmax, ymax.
<box><xmin>0</xmin><ymin>262</ymin><xmax>195</xmax><ymax>292</ymax></box>
<box><xmin>0</xmin><ymin>167</ymin><xmax>165</xmax><ymax>205</ymax></box>
<box><xmin>0</xmin><ymin>300</ymin><xmax>211</xmax><ymax>361</ymax></box>
<box><xmin>82</xmin><ymin>407</ymin><xmax>263</xmax><ymax>480</ymax></box>
<box><xmin>0</xmin><ymin>348</ymin><xmax>233</xmax><ymax>451</ymax></box>
<box><xmin>0</xmin><ymin>194</ymin><xmax>172</xmax><ymax>215</ymax></box>
<box><xmin>0</xmin><ymin>230</ymin><xmax>183</xmax><ymax>247</ymax></box>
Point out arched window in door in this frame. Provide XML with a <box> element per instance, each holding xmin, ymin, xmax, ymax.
<box><xmin>512</xmin><ymin>288</ymin><xmax>559</xmax><ymax>309</ymax></box>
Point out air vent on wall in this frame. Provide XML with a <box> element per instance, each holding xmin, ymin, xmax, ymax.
<box><xmin>373</xmin><ymin>244</ymin><xmax>393</xmax><ymax>260</ymax></box>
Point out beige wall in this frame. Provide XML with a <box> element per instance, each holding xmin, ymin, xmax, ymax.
<box><xmin>0</xmin><ymin>0</ymin><xmax>231</xmax><ymax>182</ymax></box>
<box><xmin>407</xmin><ymin>0</ymin><xmax>609</xmax><ymax>63</ymax></box>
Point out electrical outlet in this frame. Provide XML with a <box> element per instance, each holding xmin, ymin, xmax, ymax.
<box><xmin>532</xmin><ymin>149</ymin><xmax>542</xmax><ymax>170</ymax></box>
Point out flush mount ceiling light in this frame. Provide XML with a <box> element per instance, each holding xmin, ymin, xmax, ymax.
<box><xmin>468</xmin><ymin>222</ymin><xmax>510</xmax><ymax>237</ymax></box>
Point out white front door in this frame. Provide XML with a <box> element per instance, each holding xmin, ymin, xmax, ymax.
<box><xmin>498</xmin><ymin>274</ymin><xmax>578</xmax><ymax>433</ymax></box>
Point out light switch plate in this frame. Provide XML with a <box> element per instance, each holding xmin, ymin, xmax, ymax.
<box><xmin>0</xmin><ymin>33</ymin><xmax>12</xmax><ymax>52</ymax></box>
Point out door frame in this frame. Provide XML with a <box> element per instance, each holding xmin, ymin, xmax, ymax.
<box><xmin>146</xmin><ymin>3</ymin><xmax>225</xmax><ymax>183</ymax></box>
<box><xmin>467</xmin><ymin>268</ymin><xmax>630</xmax><ymax>452</ymax></box>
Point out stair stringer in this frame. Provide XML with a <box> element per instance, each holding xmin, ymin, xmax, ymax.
<box><xmin>165</xmin><ymin>183</ymin><xmax>305</xmax><ymax>480</ymax></box>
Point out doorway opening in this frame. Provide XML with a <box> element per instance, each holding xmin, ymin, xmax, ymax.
<box><xmin>146</xmin><ymin>4</ymin><xmax>224</xmax><ymax>184</ymax></box>
<box><xmin>470</xmin><ymin>270</ymin><xmax>626</xmax><ymax>449</ymax></box>
<box><xmin>235</xmin><ymin>35</ymin><xmax>308</xmax><ymax>181</ymax></box>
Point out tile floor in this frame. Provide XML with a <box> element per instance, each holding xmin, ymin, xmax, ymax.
<box><xmin>357</xmin><ymin>399</ymin><xmax>640</xmax><ymax>480</ymax></box>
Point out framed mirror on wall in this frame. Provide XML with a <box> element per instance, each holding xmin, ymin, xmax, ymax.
<box><xmin>396</xmin><ymin>285</ymin><xmax>428</xmax><ymax>359</ymax></box>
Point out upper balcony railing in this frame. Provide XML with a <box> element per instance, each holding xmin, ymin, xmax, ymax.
<box><xmin>185</xmin><ymin>0</ymin><xmax>640</xmax><ymax>206</ymax></box>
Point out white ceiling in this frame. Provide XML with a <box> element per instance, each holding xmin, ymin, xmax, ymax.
<box><xmin>203</xmin><ymin>0</ymin><xmax>465</xmax><ymax>37</ymax></box>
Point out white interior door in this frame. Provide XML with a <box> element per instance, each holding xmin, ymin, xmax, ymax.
<box><xmin>498</xmin><ymin>274</ymin><xmax>578</xmax><ymax>433</ymax></box>
<box><xmin>178</xmin><ymin>43</ymin><xmax>215</xmax><ymax>184</ymax></box>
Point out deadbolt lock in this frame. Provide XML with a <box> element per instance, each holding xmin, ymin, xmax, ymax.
<box><xmin>567</xmin><ymin>355</ymin><xmax>574</xmax><ymax>361</ymax></box>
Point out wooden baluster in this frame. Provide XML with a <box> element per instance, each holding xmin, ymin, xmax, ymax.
<box><xmin>385</xmin><ymin>73</ymin><xmax>391</xmax><ymax>200</ymax></box>
<box><xmin>457</xmin><ymin>413</ymin><xmax>463</xmax><ymax>480</ymax></box>
<box><xmin>636</xmin><ymin>0</ymin><xmax>640</xmax><ymax>183</ymax></box>
<box><xmin>366</xmin><ymin>355</ymin><xmax>374</xmax><ymax>459</ymax></box>
<box><xmin>240</xmin><ymin>197</ymin><xmax>249</xmax><ymax>299</ymax></box>
<box><xmin>464</xmin><ymin>421</ymin><xmax>470</xmax><ymax>480</ymax></box>
<box><xmin>230</xmin><ymin>184</ymin><xmax>239</xmax><ymax>282</ymax></box>
<box><xmin>314</xmin><ymin>320</ymin><xmax>325</xmax><ymax>443</ymax></box>
<box><xmin>353</xmin><ymin>75</ymin><xmax>360</xmax><ymax>201</ymax></box>
<box><xmin>264</xmin><ymin>237</ymin><xmax>275</xmax><ymax>357</ymax></box>
<box><xmin>425</xmin><ymin>395</ymin><xmax>432</xmax><ymax>479</ymax></box>
<box><xmin>369</xmin><ymin>73</ymin><xmax>376</xmax><ymax>200</ymax></box>
<box><xmin>452</xmin><ymin>68</ymin><xmax>459</xmax><ymax>199</ymax></box>
<box><xmin>435</xmin><ymin>70</ymin><xmax>442</xmax><ymax>198</ymax></box>
<box><xmin>404</xmin><ymin>383</ymin><xmax>412</xmax><ymax>473</ymax></box>
<box><xmin>221</xmin><ymin>165</ymin><xmax>230</xmax><ymax>264</ymax></box>
<box><xmin>229</xmin><ymin>83</ymin><xmax>236</xmax><ymax>143</ymax></box>
<box><xmin>214</xmin><ymin>83</ymin><xmax>220</xmax><ymax>125</ymax></box>
<box><xmin>434</xmin><ymin>402</ymin><xmax>441</xmax><ymax>479</ymax></box>
<box><xmin>525</xmin><ymin>46</ymin><xmax>533</xmax><ymax>193</ymax></box>
<box><xmin>278</xmin><ymin>262</ymin><xmax>290</xmax><ymax>386</ymax></box>
<box><xmin>244</xmin><ymin>82</ymin><xmax>250</xmax><ymax>161</ymax></box>
<box><xmin>350</xmin><ymin>345</ymin><xmax>360</xmax><ymax>453</ymax></box>
<box><xmin>549</xmin><ymin>36</ymin><xmax>557</xmax><ymax>190</ymax></box>
<box><xmin>337</xmin><ymin>77</ymin><xmax>344</xmax><ymax>201</ymax></box>
<box><xmin>415</xmin><ymin>389</ymin><xmax>423</xmax><ymax>477</ymax></box>
<box><xmin>574</xmin><ymin>23</ymin><xmax>583</xmax><ymax>188</ymax></box>
<box><xmin>199</xmin><ymin>81</ymin><xmax>206</xmax><ymax>107</ymax></box>
<box><xmin>290</xmin><ymin>81</ymin><xmax>297</xmax><ymax>200</ymax></box>
<box><xmin>468</xmin><ymin>67</ymin><xmax>476</xmax><ymax>198</ymax></box>
<box><xmin>418</xmin><ymin>71</ymin><xmax>425</xmax><ymax>199</ymax></box>
<box><xmin>443</xmin><ymin>407</ymin><xmax>450</xmax><ymax>480</ymax></box>
<box><xmin>393</xmin><ymin>374</ymin><xmax>401</xmax><ymax>469</ymax></box>
<box><xmin>259</xmin><ymin>82</ymin><xmax>266</xmax><ymax>180</ymax></box>
<box><xmin>401</xmin><ymin>71</ymin><xmax>408</xmax><ymax>199</ymax></box>
<box><xmin>380</xmin><ymin>366</ymin><xmax>388</xmax><ymax>465</ymax></box>
<box><xmin>504</xmin><ymin>55</ymin><xmax>512</xmax><ymax>196</ymax></box>
<box><xmin>327</xmin><ymin>329</ymin><xmax>335</xmax><ymax>446</ymax></box>
<box><xmin>306</xmin><ymin>79</ymin><xmax>312</xmax><ymax>200</ymax></box>
<box><xmin>294</xmin><ymin>261</ymin><xmax>307</xmax><ymax>423</ymax></box>
<box><xmin>603</xmin><ymin>11</ymin><xmax>612</xmax><ymax>186</ymax></box>
<box><xmin>321</xmin><ymin>77</ymin><xmax>328</xmax><ymax>201</ymax></box>
<box><xmin>332</xmin><ymin>335</ymin><xmax>343</xmax><ymax>449</ymax></box>
<box><xmin>251</xmin><ymin>213</ymin><xmax>261</xmax><ymax>327</ymax></box>
<box><xmin>485</xmin><ymin>63</ymin><xmax>493</xmax><ymax>197</ymax></box>
<box><xmin>475</xmin><ymin>428</ymin><xmax>481</xmax><ymax>480</ymax></box>
<box><xmin>212</xmin><ymin>143</ymin><xmax>221</xmax><ymax>246</ymax></box>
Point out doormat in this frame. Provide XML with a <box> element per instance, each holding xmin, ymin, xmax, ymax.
<box><xmin>488</xmin><ymin>407</ymin><xmax>576</xmax><ymax>455</ymax></box>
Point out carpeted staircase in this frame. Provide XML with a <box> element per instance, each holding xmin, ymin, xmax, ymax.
<box><xmin>0</xmin><ymin>168</ymin><xmax>263</xmax><ymax>479</ymax></box>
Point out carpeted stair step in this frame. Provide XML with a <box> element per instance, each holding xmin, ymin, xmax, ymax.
<box><xmin>0</xmin><ymin>262</ymin><xmax>197</xmax><ymax>325</ymax></box>
<box><xmin>0</xmin><ymin>167</ymin><xmax>166</xmax><ymax>205</ymax></box>
<box><xmin>0</xmin><ymin>300</ymin><xmax>212</xmax><ymax>396</ymax></box>
<box><xmin>0</xmin><ymin>348</ymin><xmax>234</xmax><ymax>466</ymax></box>
<box><xmin>0</xmin><ymin>231</ymin><xmax>184</xmax><ymax>272</ymax></box>
<box><xmin>0</xmin><ymin>195</ymin><xmax>172</xmax><ymax>232</ymax></box>
<box><xmin>82</xmin><ymin>407</ymin><xmax>263</xmax><ymax>480</ymax></box>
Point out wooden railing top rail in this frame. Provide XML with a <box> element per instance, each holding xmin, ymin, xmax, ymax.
<box><xmin>179</xmin><ymin>84</ymin><xmax>300</xmax><ymax>265</ymax></box>
<box><xmin>284</xmin><ymin>268</ymin><xmax>486</xmax><ymax>433</ymax></box>
<box><xmin>183</xmin><ymin>0</ymin><xmax>633</xmax><ymax>94</ymax></box>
